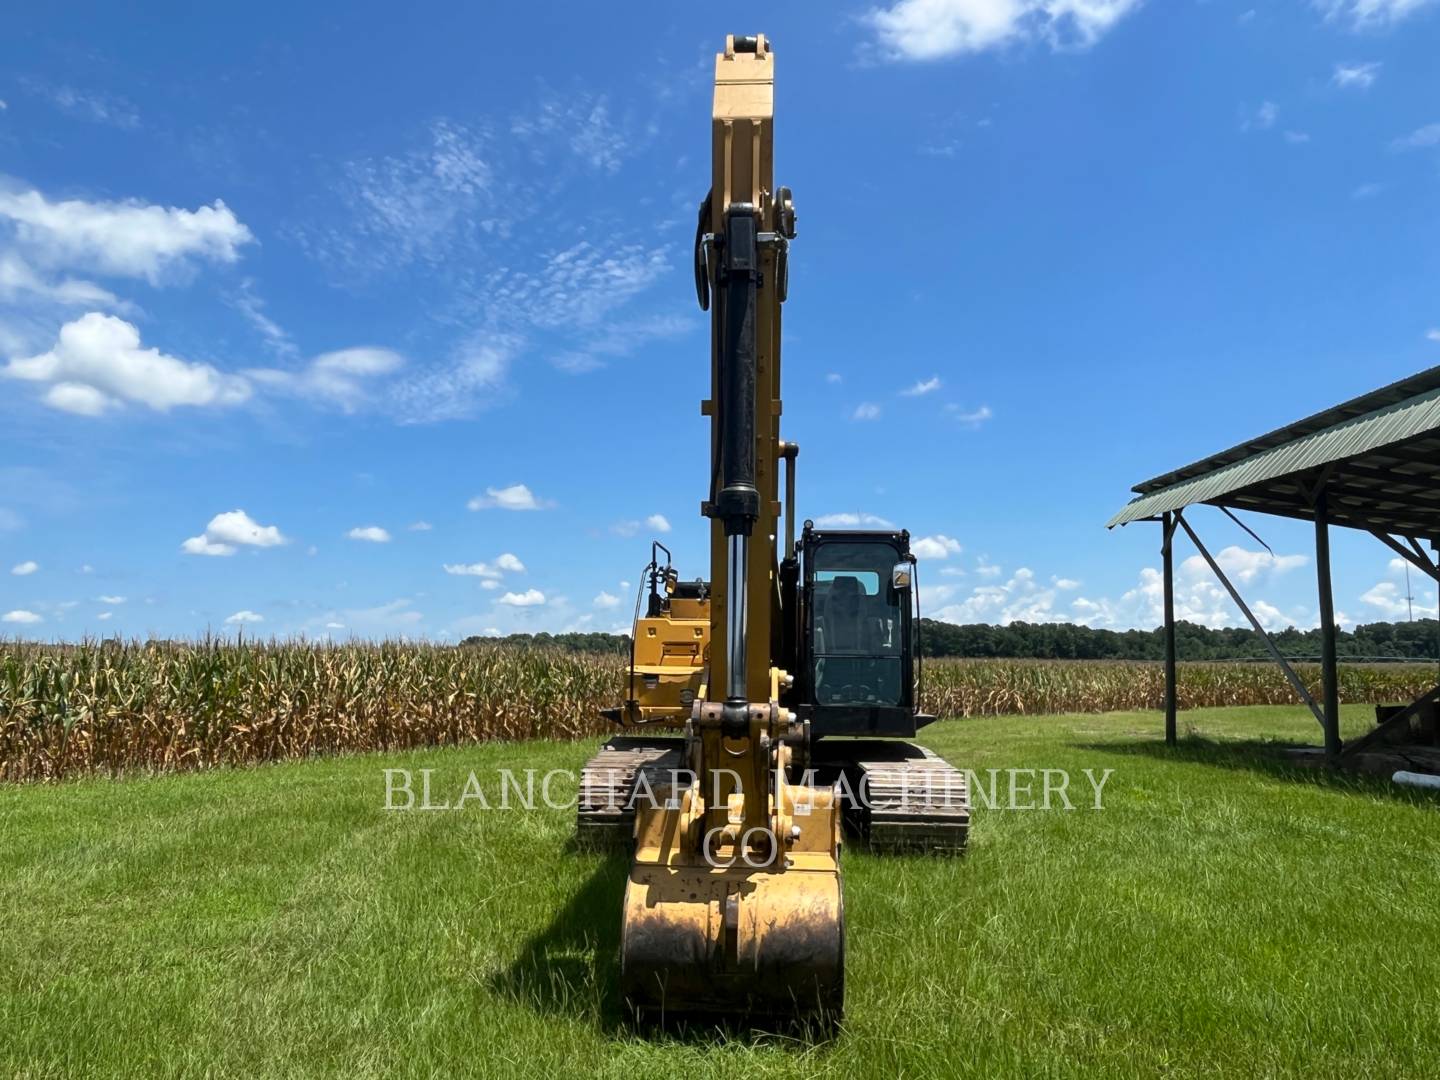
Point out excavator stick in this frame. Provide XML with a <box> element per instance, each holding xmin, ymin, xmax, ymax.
<box><xmin>578</xmin><ymin>32</ymin><xmax>969</xmax><ymax>1024</ymax></box>
<box><xmin>611</xmin><ymin>34</ymin><xmax>849</xmax><ymax>1022</ymax></box>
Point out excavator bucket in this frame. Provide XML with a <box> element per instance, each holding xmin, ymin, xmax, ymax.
<box><xmin>619</xmin><ymin>783</ymin><xmax>845</xmax><ymax>1020</ymax></box>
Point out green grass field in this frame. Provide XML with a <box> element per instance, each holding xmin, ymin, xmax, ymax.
<box><xmin>3</xmin><ymin>705</ymin><xmax>1438</xmax><ymax>1078</ymax></box>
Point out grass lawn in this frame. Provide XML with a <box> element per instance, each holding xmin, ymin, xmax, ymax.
<box><xmin>3</xmin><ymin>705</ymin><xmax>1438</xmax><ymax>1078</ymax></box>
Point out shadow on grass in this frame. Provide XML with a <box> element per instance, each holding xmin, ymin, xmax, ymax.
<box><xmin>488</xmin><ymin>849</ymin><xmax>628</xmax><ymax>1027</ymax></box>
<box><xmin>490</xmin><ymin>843</ymin><xmax>842</xmax><ymax>1048</ymax></box>
<box><xmin>1078</xmin><ymin>735</ymin><xmax>1440</xmax><ymax>806</ymax></box>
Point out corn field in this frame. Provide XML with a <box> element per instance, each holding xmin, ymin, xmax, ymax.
<box><xmin>0</xmin><ymin>639</ymin><xmax>621</xmax><ymax>782</ymax></box>
<box><xmin>2</xmin><ymin>640</ymin><xmax>1435</xmax><ymax>781</ymax></box>
<box><xmin>919</xmin><ymin>658</ymin><xmax>1436</xmax><ymax>718</ymax></box>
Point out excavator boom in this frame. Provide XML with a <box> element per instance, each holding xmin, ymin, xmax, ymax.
<box><xmin>577</xmin><ymin>33</ymin><xmax>970</xmax><ymax>1023</ymax></box>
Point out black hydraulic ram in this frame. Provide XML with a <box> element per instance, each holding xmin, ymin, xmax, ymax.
<box><xmin>712</xmin><ymin>203</ymin><xmax>761</xmax><ymax>706</ymax></box>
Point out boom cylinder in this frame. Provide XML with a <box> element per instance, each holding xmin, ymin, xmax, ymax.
<box><xmin>714</xmin><ymin>203</ymin><xmax>761</xmax><ymax>700</ymax></box>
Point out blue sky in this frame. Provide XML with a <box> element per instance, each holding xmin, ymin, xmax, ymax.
<box><xmin>2</xmin><ymin>1</ymin><xmax>1439</xmax><ymax>641</ymax></box>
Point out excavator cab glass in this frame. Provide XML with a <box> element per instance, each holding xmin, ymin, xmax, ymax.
<box><xmin>805</xmin><ymin>535</ymin><xmax>909</xmax><ymax>697</ymax></box>
<box><xmin>797</xmin><ymin>528</ymin><xmax>924</xmax><ymax>736</ymax></box>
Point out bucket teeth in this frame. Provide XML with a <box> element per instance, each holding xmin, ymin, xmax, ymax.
<box><xmin>619</xmin><ymin>858</ymin><xmax>845</xmax><ymax>1021</ymax></box>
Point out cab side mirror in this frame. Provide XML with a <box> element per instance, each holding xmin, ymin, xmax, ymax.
<box><xmin>891</xmin><ymin>563</ymin><xmax>912</xmax><ymax>590</ymax></box>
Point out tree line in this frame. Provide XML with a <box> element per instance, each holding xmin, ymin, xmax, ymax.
<box><xmin>464</xmin><ymin>619</ymin><xmax>1440</xmax><ymax>662</ymax></box>
<box><xmin>915</xmin><ymin>618</ymin><xmax>1440</xmax><ymax>662</ymax></box>
<box><xmin>458</xmin><ymin>631</ymin><xmax>629</xmax><ymax>653</ymax></box>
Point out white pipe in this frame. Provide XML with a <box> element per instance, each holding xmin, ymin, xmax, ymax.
<box><xmin>1392</xmin><ymin>770</ymin><xmax>1440</xmax><ymax>790</ymax></box>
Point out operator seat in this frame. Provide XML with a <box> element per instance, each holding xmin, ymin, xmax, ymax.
<box><xmin>824</xmin><ymin>575</ymin><xmax>879</xmax><ymax>654</ymax></box>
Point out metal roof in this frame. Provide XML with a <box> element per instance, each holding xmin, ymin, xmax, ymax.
<box><xmin>1108</xmin><ymin>365</ymin><xmax>1440</xmax><ymax>539</ymax></box>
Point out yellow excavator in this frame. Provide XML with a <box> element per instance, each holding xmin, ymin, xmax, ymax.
<box><xmin>578</xmin><ymin>34</ymin><xmax>970</xmax><ymax>1021</ymax></box>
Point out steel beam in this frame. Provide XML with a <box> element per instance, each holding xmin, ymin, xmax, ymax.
<box><xmin>1369</xmin><ymin>530</ymin><xmax>1440</xmax><ymax>582</ymax></box>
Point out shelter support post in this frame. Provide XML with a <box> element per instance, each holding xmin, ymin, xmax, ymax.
<box><xmin>1162</xmin><ymin>511</ymin><xmax>1177</xmax><ymax>746</ymax></box>
<box><xmin>1313</xmin><ymin>491</ymin><xmax>1342</xmax><ymax>759</ymax></box>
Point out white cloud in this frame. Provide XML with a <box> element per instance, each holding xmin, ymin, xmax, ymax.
<box><xmin>913</xmin><ymin>534</ymin><xmax>962</xmax><ymax>559</ymax></box>
<box><xmin>498</xmin><ymin>588</ymin><xmax>546</xmax><ymax>607</ymax></box>
<box><xmin>96</xmin><ymin>595</ymin><xmax>125</xmax><ymax>604</ymax></box>
<box><xmin>5</xmin><ymin>313</ymin><xmax>250</xmax><ymax>415</ymax></box>
<box><xmin>20</xmin><ymin>81</ymin><xmax>138</xmax><ymax>128</ymax></box>
<box><xmin>594</xmin><ymin>591</ymin><xmax>621</xmax><ymax>609</ymax></box>
<box><xmin>314</xmin><ymin>119</ymin><xmax>492</xmax><ymax>273</ymax></box>
<box><xmin>865</xmin><ymin>0</ymin><xmax>1142</xmax><ymax>60</ymax></box>
<box><xmin>550</xmin><ymin>313</ymin><xmax>693</xmax><ymax>376</ymax></box>
<box><xmin>224</xmin><ymin>610</ymin><xmax>264</xmax><ymax>624</ymax></box>
<box><xmin>1283</xmin><ymin>130</ymin><xmax>1311</xmax><ymax>144</ymax></box>
<box><xmin>853</xmin><ymin>402</ymin><xmax>881</xmax><ymax>421</ymax></box>
<box><xmin>485</xmin><ymin>242</ymin><xmax>670</xmax><ymax>332</ymax></box>
<box><xmin>826</xmin><ymin>372</ymin><xmax>843</xmax><ymax>384</ymax></box>
<box><xmin>386</xmin><ymin>336</ymin><xmax>513</xmax><ymax>423</ymax></box>
<box><xmin>408</xmin><ymin>521</ymin><xmax>433</xmax><ymax>531</ymax></box>
<box><xmin>511</xmin><ymin>91</ymin><xmax>632</xmax><ymax>174</ymax></box>
<box><xmin>1068</xmin><ymin>546</ymin><xmax>1312</xmax><ymax>632</ymax></box>
<box><xmin>246</xmin><ymin>347</ymin><xmax>404</xmax><ymax>413</ymax></box>
<box><xmin>976</xmin><ymin>559</ymin><xmax>1003</xmax><ymax>578</ymax></box>
<box><xmin>443</xmin><ymin>561</ymin><xmax>495</xmax><ymax>576</ymax></box>
<box><xmin>0</xmin><ymin>252</ymin><xmax>127</xmax><ymax>311</ymax></box>
<box><xmin>813</xmin><ymin>512</ymin><xmax>897</xmax><ymax>529</ymax></box>
<box><xmin>900</xmin><ymin>375</ymin><xmax>941</xmax><ymax>396</ymax></box>
<box><xmin>1392</xmin><ymin>122</ymin><xmax>1440</xmax><ymax>151</ymax></box>
<box><xmin>182</xmin><ymin>510</ymin><xmax>286</xmax><ymax>557</ymax></box>
<box><xmin>96</xmin><ymin>611</ymin><xmax>112</xmax><ymax>621</ymax></box>
<box><xmin>1242</xmin><ymin>101</ymin><xmax>1279</xmax><ymax>132</ymax></box>
<box><xmin>480</xmin><ymin>579</ymin><xmax>501</xmax><ymax>590</ymax></box>
<box><xmin>347</xmin><ymin>525</ymin><xmax>391</xmax><ymax>543</ymax></box>
<box><xmin>180</xmin><ymin>537</ymin><xmax>233</xmax><ymax>557</ymax></box>
<box><xmin>3</xmin><ymin>610</ymin><xmax>42</xmax><ymax>624</ymax></box>
<box><xmin>1314</xmin><ymin>0</ymin><xmax>1437</xmax><ymax>29</ymax></box>
<box><xmin>444</xmin><ymin>553</ymin><xmax>525</xmax><ymax>580</ymax></box>
<box><xmin>646</xmin><ymin>513</ymin><xmax>672</xmax><ymax>533</ymax></box>
<box><xmin>1427</xmin><ymin>329</ymin><xmax>1440</xmax><ymax>343</ymax></box>
<box><xmin>299</xmin><ymin>106</ymin><xmax>684</xmax><ymax>422</ymax></box>
<box><xmin>948</xmin><ymin>403</ymin><xmax>993</xmax><ymax>426</ymax></box>
<box><xmin>229</xmin><ymin>278</ymin><xmax>296</xmax><ymax>359</ymax></box>
<box><xmin>1359</xmin><ymin>580</ymin><xmax>1437</xmax><ymax>619</ymax></box>
<box><xmin>1053</xmin><ymin>577</ymin><xmax>1081</xmax><ymax>590</ymax></box>
<box><xmin>312</xmin><ymin>598</ymin><xmax>422</xmax><ymax>636</ymax></box>
<box><xmin>11</xmin><ymin>560</ymin><xmax>38</xmax><ymax>576</ymax></box>
<box><xmin>1178</xmin><ymin>545</ymin><xmax>1306</xmax><ymax>585</ymax></box>
<box><xmin>0</xmin><ymin>187</ymin><xmax>251</xmax><ymax>282</ymax></box>
<box><xmin>930</xmin><ymin>566</ymin><xmax>1070</xmax><ymax>625</ymax></box>
<box><xmin>467</xmin><ymin>483</ymin><xmax>551</xmax><ymax>511</ymax></box>
<box><xmin>1332</xmin><ymin>61</ymin><xmax>1381</xmax><ymax>88</ymax></box>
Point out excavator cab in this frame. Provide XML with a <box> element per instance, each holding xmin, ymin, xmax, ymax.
<box><xmin>793</xmin><ymin>526</ymin><xmax>932</xmax><ymax>738</ymax></box>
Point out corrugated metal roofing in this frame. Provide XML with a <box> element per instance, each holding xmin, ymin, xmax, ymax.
<box><xmin>1108</xmin><ymin>367</ymin><xmax>1440</xmax><ymax>531</ymax></box>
